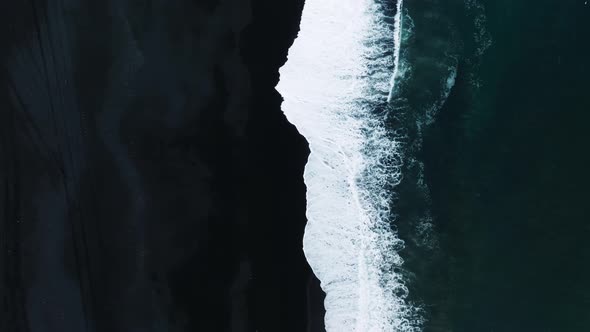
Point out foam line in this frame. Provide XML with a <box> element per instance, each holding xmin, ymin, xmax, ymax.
<box><xmin>277</xmin><ymin>0</ymin><xmax>420</xmax><ymax>330</ymax></box>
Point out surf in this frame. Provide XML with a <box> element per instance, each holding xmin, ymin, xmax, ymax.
<box><xmin>277</xmin><ymin>0</ymin><xmax>421</xmax><ymax>330</ymax></box>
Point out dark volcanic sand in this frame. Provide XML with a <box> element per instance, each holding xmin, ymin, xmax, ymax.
<box><xmin>0</xmin><ymin>1</ymin><xmax>325</xmax><ymax>331</ymax></box>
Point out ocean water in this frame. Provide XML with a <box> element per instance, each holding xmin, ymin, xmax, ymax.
<box><xmin>419</xmin><ymin>0</ymin><xmax>590</xmax><ymax>330</ymax></box>
<box><xmin>279</xmin><ymin>0</ymin><xmax>590</xmax><ymax>330</ymax></box>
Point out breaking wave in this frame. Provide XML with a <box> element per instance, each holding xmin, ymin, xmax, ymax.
<box><xmin>278</xmin><ymin>0</ymin><xmax>421</xmax><ymax>330</ymax></box>
<box><xmin>278</xmin><ymin>0</ymin><xmax>490</xmax><ymax>330</ymax></box>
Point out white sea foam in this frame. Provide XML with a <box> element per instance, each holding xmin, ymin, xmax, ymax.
<box><xmin>388</xmin><ymin>0</ymin><xmax>404</xmax><ymax>103</ymax></box>
<box><xmin>277</xmin><ymin>0</ymin><xmax>421</xmax><ymax>331</ymax></box>
<box><xmin>425</xmin><ymin>64</ymin><xmax>457</xmax><ymax>125</ymax></box>
<box><xmin>465</xmin><ymin>0</ymin><xmax>492</xmax><ymax>57</ymax></box>
<box><xmin>278</xmin><ymin>0</ymin><xmax>494</xmax><ymax>329</ymax></box>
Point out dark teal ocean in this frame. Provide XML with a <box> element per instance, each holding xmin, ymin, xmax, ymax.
<box><xmin>392</xmin><ymin>0</ymin><xmax>590</xmax><ymax>330</ymax></box>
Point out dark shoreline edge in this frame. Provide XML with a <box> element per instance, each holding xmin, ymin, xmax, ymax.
<box><xmin>242</xmin><ymin>0</ymin><xmax>326</xmax><ymax>330</ymax></box>
<box><xmin>0</xmin><ymin>0</ymin><xmax>325</xmax><ymax>331</ymax></box>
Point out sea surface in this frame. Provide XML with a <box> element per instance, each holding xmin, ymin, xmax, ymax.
<box><xmin>279</xmin><ymin>0</ymin><xmax>590</xmax><ymax>331</ymax></box>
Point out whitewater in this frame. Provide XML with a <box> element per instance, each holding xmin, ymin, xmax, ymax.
<box><xmin>277</xmin><ymin>0</ymin><xmax>422</xmax><ymax>331</ymax></box>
